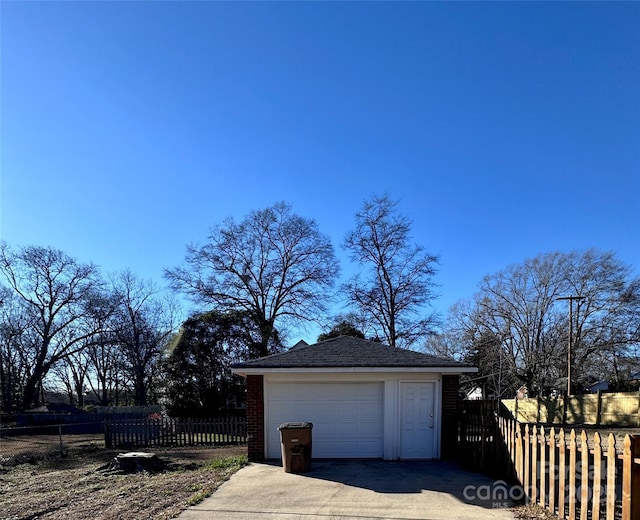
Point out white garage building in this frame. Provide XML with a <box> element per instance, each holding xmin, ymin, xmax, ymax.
<box><xmin>232</xmin><ymin>336</ymin><xmax>476</xmax><ymax>461</ymax></box>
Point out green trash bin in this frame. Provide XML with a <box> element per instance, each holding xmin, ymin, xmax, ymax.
<box><xmin>278</xmin><ymin>422</ymin><xmax>313</xmax><ymax>473</ymax></box>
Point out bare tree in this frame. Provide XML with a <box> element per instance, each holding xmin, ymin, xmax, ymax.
<box><xmin>81</xmin><ymin>291</ymin><xmax>121</xmax><ymax>405</ymax></box>
<box><xmin>52</xmin><ymin>352</ymin><xmax>91</xmax><ymax>407</ymax></box>
<box><xmin>86</xmin><ymin>338</ymin><xmax>123</xmax><ymax>406</ymax></box>
<box><xmin>0</xmin><ymin>243</ymin><xmax>104</xmax><ymax>409</ymax></box>
<box><xmin>445</xmin><ymin>250</ymin><xmax>640</xmax><ymax>396</ymax></box>
<box><xmin>0</xmin><ymin>290</ymin><xmax>37</xmax><ymax>412</ymax></box>
<box><xmin>343</xmin><ymin>195</ymin><xmax>439</xmax><ymax>348</ymax></box>
<box><xmin>423</xmin><ymin>301</ymin><xmax>471</xmax><ymax>362</ymax></box>
<box><xmin>111</xmin><ymin>271</ymin><xmax>176</xmax><ymax>406</ymax></box>
<box><xmin>562</xmin><ymin>250</ymin><xmax>640</xmax><ymax>388</ymax></box>
<box><xmin>166</xmin><ymin>202</ymin><xmax>339</xmax><ymax>358</ymax></box>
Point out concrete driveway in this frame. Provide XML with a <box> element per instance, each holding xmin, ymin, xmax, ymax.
<box><xmin>178</xmin><ymin>460</ymin><xmax>516</xmax><ymax>520</ymax></box>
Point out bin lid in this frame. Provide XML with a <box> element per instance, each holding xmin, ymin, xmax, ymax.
<box><xmin>278</xmin><ymin>422</ymin><xmax>313</xmax><ymax>430</ymax></box>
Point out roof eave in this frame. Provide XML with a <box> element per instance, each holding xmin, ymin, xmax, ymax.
<box><xmin>231</xmin><ymin>366</ymin><xmax>478</xmax><ymax>377</ymax></box>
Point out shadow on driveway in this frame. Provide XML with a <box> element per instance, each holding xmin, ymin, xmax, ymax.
<box><xmin>285</xmin><ymin>459</ymin><xmax>515</xmax><ymax>505</ymax></box>
<box><xmin>179</xmin><ymin>459</ymin><xmax>516</xmax><ymax>520</ymax></box>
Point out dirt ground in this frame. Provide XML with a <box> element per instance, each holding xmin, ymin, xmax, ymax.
<box><xmin>0</xmin><ymin>439</ymin><xmax>247</xmax><ymax>520</ymax></box>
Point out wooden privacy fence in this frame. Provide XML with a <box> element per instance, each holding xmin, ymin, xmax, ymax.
<box><xmin>105</xmin><ymin>416</ymin><xmax>246</xmax><ymax>448</ymax></box>
<box><xmin>503</xmin><ymin>391</ymin><xmax>640</xmax><ymax>426</ymax></box>
<box><xmin>459</xmin><ymin>411</ymin><xmax>640</xmax><ymax>520</ymax></box>
<box><xmin>458</xmin><ymin>401</ymin><xmax>502</xmax><ymax>475</ymax></box>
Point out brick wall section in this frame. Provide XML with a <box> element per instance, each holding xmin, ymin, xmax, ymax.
<box><xmin>441</xmin><ymin>374</ymin><xmax>460</xmax><ymax>460</ymax></box>
<box><xmin>246</xmin><ymin>375</ymin><xmax>265</xmax><ymax>462</ymax></box>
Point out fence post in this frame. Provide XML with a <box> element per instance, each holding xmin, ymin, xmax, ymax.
<box><xmin>596</xmin><ymin>390</ymin><xmax>602</xmax><ymax>426</ymax></box>
<box><xmin>607</xmin><ymin>434</ymin><xmax>616</xmax><ymax>520</ymax></box>
<box><xmin>622</xmin><ymin>435</ymin><xmax>640</xmax><ymax>520</ymax></box>
<box><xmin>632</xmin><ymin>435</ymin><xmax>640</xmax><ymax>520</ymax></box>
<box><xmin>537</xmin><ymin>397</ymin><xmax>541</xmax><ymax>424</ymax></box>
<box><xmin>460</xmin><ymin>410</ymin><xmax>467</xmax><ymax>462</ymax></box>
<box><xmin>549</xmin><ymin>428</ymin><xmax>556</xmax><ymax>515</ymax></box>
<box><xmin>559</xmin><ymin>429</ymin><xmax>566</xmax><ymax>520</ymax></box>
<box><xmin>524</xmin><ymin>424</ymin><xmax>531</xmax><ymax>502</ymax></box>
<box><xmin>540</xmin><ymin>427</ymin><xmax>546</xmax><ymax>508</ymax></box>
<box><xmin>508</xmin><ymin>418</ymin><xmax>515</xmax><ymax>477</ymax></box>
<box><xmin>104</xmin><ymin>420</ymin><xmax>111</xmax><ymax>449</ymax></box>
<box><xmin>532</xmin><ymin>425</ymin><xmax>538</xmax><ymax>504</ymax></box>
<box><xmin>514</xmin><ymin>421</ymin><xmax>522</xmax><ymax>482</ymax></box>
<box><xmin>480</xmin><ymin>412</ymin><xmax>486</xmax><ymax>470</ymax></box>
<box><xmin>592</xmin><ymin>432</ymin><xmax>602</xmax><ymax>520</ymax></box>
<box><xmin>580</xmin><ymin>431</ymin><xmax>589</xmax><ymax>520</ymax></box>
<box><xmin>58</xmin><ymin>425</ymin><xmax>64</xmax><ymax>457</ymax></box>
<box><xmin>569</xmin><ymin>429</ymin><xmax>577</xmax><ymax>520</ymax></box>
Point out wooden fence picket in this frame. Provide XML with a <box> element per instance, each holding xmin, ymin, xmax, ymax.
<box><xmin>532</xmin><ymin>425</ymin><xmax>538</xmax><ymax>503</ymax></box>
<box><xmin>105</xmin><ymin>416</ymin><xmax>247</xmax><ymax>449</ymax></box>
<box><xmin>540</xmin><ymin>427</ymin><xmax>546</xmax><ymax>507</ymax></box>
<box><xmin>580</xmin><ymin>430</ymin><xmax>589</xmax><ymax>520</ymax></box>
<box><xmin>457</xmin><ymin>401</ymin><xmax>640</xmax><ymax>520</ymax></box>
<box><xmin>559</xmin><ymin>429</ymin><xmax>566</xmax><ymax>519</ymax></box>
<box><xmin>524</xmin><ymin>424</ymin><xmax>531</xmax><ymax>501</ymax></box>
<box><xmin>607</xmin><ymin>434</ymin><xmax>616</xmax><ymax>520</ymax></box>
<box><xmin>569</xmin><ymin>429</ymin><xmax>577</xmax><ymax>520</ymax></box>
<box><xmin>549</xmin><ymin>428</ymin><xmax>556</xmax><ymax>515</ymax></box>
<box><xmin>592</xmin><ymin>432</ymin><xmax>602</xmax><ymax>520</ymax></box>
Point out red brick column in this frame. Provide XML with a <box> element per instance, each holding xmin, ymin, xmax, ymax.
<box><xmin>246</xmin><ymin>375</ymin><xmax>265</xmax><ymax>462</ymax></box>
<box><xmin>441</xmin><ymin>374</ymin><xmax>460</xmax><ymax>460</ymax></box>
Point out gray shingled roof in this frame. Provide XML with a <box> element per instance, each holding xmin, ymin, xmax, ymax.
<box><xmin>231</xmin><ymin>336</ymin><xmax>474</xmax><ymax>370</ymax></box>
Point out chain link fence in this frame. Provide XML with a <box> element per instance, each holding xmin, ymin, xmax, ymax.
<box><xmin>0</xmin><ymin>423</ymin><xmax>106</xmax><ymax>466</ymax></box>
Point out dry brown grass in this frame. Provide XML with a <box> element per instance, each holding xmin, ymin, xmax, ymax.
<box><xmin>512</xmin><ymin>504</ymin><xmax>562</xmax><ymax>520</ymax></box>
<box><xmin>0</xmin><ymin>441</ymin><xmax>247</xmax><ymax>520</ymax></box>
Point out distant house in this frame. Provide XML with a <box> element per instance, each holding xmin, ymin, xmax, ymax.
<box><xmin>588</xmin><ymin>372</ymin><xmax>640</xmax><ymax>393</ymax></box>
<box><xmin>589</xmin><ymin>380</ymin><xmax>609</xmax><ymax>393</ymax></box>
<box><xmin>465</xmin><ymin>387</ymin><xmax>483</xmax><ymax>400</ymax></box>
<box><xmin>232</xmin><ymin>336</ymin><xmax>476</xmax><ymax>462</ymax></box>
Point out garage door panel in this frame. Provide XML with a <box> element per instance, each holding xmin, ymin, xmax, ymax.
<box><xmin>269</xmin><ymin>384</ymin><xmax>293</xmax><ymax>400</ymax></box>
<box><xmin>291</xmin><ymin>402</ymin><xmax>312</xmax><ymax>416</ymax></box>
<box><xmin>267</xmin><ymin>382</ymin><xmax>384</xmax><ymax>459</ymax></box>
<box><xmin>316</xmin><ymin>402</ymin><xmax>335</xmax><ymax>415</ymax></box>
<box><xmin>359</xmin><ymin>403</ymin><xmax>384</xmax><ymax>419</ymax></box>
<box><xmin>315</xmin><ymin>440</ymin><xmax>382</xmax><ymax>458</ymax></box>
<box><xmin>339</xmin><ymin>385</ymin><xmax>362</xmax><ymax>399</ymax></box>
<box><xmin>334</xmin><ymin>422</ymin><xmax>380</xmax><ymax>436</ymax></box>
<box><xmin>313</xmin><ymin>384</ymin><xmax>336</xmax><ymax>399</ymax></box>
<box><xmin>313</xmin><ymin>422</ymin><xmax>336</xmax><ymax>435</ymax></box>
<box><xmin>334</xmin><ymin>403</ymin><xmax>359</xmax><ymax>420</ymax></box>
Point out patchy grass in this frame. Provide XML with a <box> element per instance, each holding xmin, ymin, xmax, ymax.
<box><xmin>0</xmin><ymin>443</ymin><xmax>247</xmax><ymax>520</ymax></box>
<box><xmin>513</xmin><ymin>503</ymin><xmax>560</xmax><ymax>520</ymax></box>
<box><xmin>203</xmin><ymin>454</ymin><xmax>247</xmax><ymax>471</ymax></box>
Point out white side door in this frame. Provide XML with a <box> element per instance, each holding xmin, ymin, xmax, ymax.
<box><xmin>399</xmin><ymin>382</ymin><xmax>435</xmax><ymax>459</ymax></box>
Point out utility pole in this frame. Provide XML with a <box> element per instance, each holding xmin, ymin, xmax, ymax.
<box><xmin>557</xmin><ymin>296</ymin><xmax>586</xmax><ymax>397</ymax></box>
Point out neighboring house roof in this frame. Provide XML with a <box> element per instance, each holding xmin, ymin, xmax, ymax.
<box><xmin>589</xmin><ymin>380</ymin><xmax>610</xmax><ymax>392</ymax></box>
<box><xmin>232</xmin><ymin>336</ymin><xmax>476</xmax><ymax>374</ymax></box>
<box><xmin>289</xmin><ymin>339</ymin><xmax>309</xmax><ymax>350</ymax></box>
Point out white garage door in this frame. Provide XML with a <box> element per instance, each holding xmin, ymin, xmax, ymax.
<box><xmin>266</xmin><ymin>382</ymin><xmax>384</xmax><ymax>459</ymax></box>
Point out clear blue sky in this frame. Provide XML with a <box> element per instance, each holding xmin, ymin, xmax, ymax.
<box><xmin>1</xmin><ymin>2</ymin><xmax>639</xmax><ymax>343</ymax></box>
